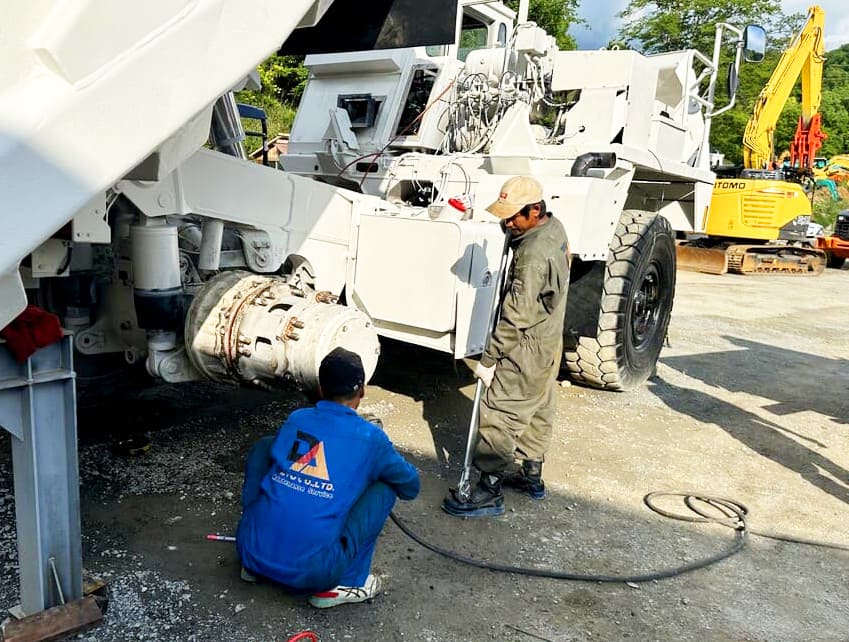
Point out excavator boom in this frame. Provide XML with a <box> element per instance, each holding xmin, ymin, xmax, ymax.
<box><xmin>742</xmin><ymin>5</ymin><xmax>826</xmax><ymax>170</ymax></box>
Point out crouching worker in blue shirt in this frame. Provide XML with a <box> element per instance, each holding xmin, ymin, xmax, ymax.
<box><xmin>236</xmin><ymin>347</ymin><xmax>420</xmax><ymax>608</ymax></box>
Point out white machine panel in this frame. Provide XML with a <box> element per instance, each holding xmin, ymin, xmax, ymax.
<box><xmin>354</xmin><ymin>216</ymin><xmax>463</xmax><ymax>333</ymax></box>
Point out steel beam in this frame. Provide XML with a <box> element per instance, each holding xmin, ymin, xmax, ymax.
<box><xmin>0</xmin><ymin>335</ymin><xmax>82</xmax><ymax>615</ymax></box>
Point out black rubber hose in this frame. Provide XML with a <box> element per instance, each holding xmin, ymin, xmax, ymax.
<box><xmin>391</xmin><ymin>491</ymin><xmax>849</xmax><ymax>583</ymax></box>
<box><xmin>570</xmin><ymin>152</ymin><xmax>617</xmax><ymax>177</ymax></box>
<box><xmin>390</xmin><ymin>492</ymin><xmax>747</xmax><ymax>583</ymax></box>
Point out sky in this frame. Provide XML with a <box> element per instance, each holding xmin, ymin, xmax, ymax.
<box><xmin>569</xmin><ymin>0</ymin><xmax>849</xmax><ymax>51</ymax></box>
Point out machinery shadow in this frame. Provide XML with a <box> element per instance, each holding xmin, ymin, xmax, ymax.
<box><xmin>661</xmin><ymin>336</ymin><xmax>849</xmax><ymax>425</ymax></box>
<box><xmin>649</xmin><ymin>377</ymin><xmax>849</xmax><ymax>506</ymax></box>
<box><xmin>370</xmin><ymin>338</ymin><xmax>472</xmax><ymax>474</ymax></box>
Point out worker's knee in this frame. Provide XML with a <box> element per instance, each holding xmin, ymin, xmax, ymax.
<box><xmin>362</xmin><ymin>481</ymin><xmax>396</xmax><ymax>514</ymax></box>
<box><xmin>245</xmin><ymin>436</ymin><xmax>275</xmax><ymax>471</ymax></box>
<box><xmin>474</xmin><ymin>426</ymin><xmax>515</xmax><ymax>472</ymax></box>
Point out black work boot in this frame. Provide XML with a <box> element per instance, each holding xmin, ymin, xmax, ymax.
<box><xmin>442</xmin><ymin>473</ymin><xmax>505</xmax><ymax>517</ymax></box>
<box><xmin>503</xmin><ymin>460</ymin><xmax>546</xmax><ymax>500</ymax></box>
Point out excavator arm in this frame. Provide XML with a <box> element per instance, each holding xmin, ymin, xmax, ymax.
<box><xmin>742</xmin><ymin>5</ymin><xmax>826</xmax><ymax>170</ymax></box>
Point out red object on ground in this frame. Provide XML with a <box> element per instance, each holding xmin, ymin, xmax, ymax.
<box><xmin>0</xmin><ymin>305</ymin><xmax>63</xmax><ymax>363</ymax></box>
<box><xmin>287</xmin><ymin>633</ymin><xmax>319</xmax><ymax>642</ymax></box>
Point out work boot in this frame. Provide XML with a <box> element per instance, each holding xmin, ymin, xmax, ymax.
<box><xmin>442</xmin><ymin>473</ymin><xmax>505</xmax><ymax>517</ymax></box>
<box><xmin>503</xmin><ymin>460</ymin><xmax>546</xmax><ymax>500</ymax></box>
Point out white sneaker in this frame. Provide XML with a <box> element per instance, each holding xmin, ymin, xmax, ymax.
<box><xmin>240</xmin><ymin>566</ymin><xmax>257</xmax><ymax>583</ymax></box>
<box><xmin>308</xmin><ymin>574</ymin><xmax>382</xmax><ymax>609</ymax></box>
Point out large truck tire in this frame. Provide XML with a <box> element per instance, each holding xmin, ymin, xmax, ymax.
<box><xmin>564</xmin><ymin>210</ymin><xmax>676</xmax><ymax>391</ymax></box>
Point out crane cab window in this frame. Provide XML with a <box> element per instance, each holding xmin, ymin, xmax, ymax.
<box><xmin>426</xmin><ymin>9</ymin><xmax>507</xmax><ymax>60</ymax></box>
<box><xmin>458</xmin><ymin>14</ymin><xmax>490</xmax><ymax>61</ymax></box>
<box><xmin>497</xmin><ymin>23</ymin><xmax>507</xmax><ymax>46</ymax></box>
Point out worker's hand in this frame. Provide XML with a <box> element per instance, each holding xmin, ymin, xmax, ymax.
<box><xmin>473</xmin><ymin>362</ymin><xmax>496</xmax><ymax>388</ymax></box>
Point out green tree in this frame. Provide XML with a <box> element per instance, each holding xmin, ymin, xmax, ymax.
<box><xmin>235</xmin><ymin>56</ymin><xmax>306</xmax><ymax>146</ymax></box>
<box><xmin>819</xmin><ymin>44</ymin><xmax>849</xmax><ymax>157</ymax></box>
<box><xmin>617</xmin><ymin>0</ymin><xmax>783</xmax><ymax>55</ymax></box>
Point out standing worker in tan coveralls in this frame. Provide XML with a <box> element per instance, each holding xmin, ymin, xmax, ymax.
<box><xmin>444</xmin><ymin>176</ymin><xmax>569</xmax><ymax>517</ymax></box>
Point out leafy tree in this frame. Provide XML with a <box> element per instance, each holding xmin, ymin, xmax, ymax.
<box><xmin>819</xmin><ymin>44</ymin><xmax>849</xmax><ymax>157</ymax></box>
<box><xmin>617</xmin><ymin>0</ymin><xmax>783</xmax><ymax>55</ymax></box>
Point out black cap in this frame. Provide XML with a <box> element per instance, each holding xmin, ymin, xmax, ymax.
<box><xmin>319</xmin><ymin>347</ymin><xmax>365</xmax><ymax>398</ymax></box>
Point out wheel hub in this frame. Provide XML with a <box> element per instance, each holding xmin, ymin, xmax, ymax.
<box><xmin>631</xmin><ymin>266</ymin><xmax>661</xmax><ymax>350</ymax></box>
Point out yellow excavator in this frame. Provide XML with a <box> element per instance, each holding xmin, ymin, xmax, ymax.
<box><xmin>678</xmin><ymin>5</ymin><xmax>827</xmax><ymax>275</ymax></box>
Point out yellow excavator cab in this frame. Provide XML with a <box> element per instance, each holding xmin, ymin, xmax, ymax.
<box><xmin>705</xmin><ymin>177</ymin><xmax>811</xmax><ymax>241</ymax></box>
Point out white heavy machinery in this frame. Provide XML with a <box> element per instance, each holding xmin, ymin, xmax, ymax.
<box><xmin>0</xmin><ymin>0</ymin><xmax>763</xmax><ymax>618</ymax></box>
<box><xmin>1</xmin><ymin>1</ymin><xmax>764</xmax><ymax>396</ymax></box>
<box><xmin>0</xmin><ymin>0</ymin><xmax>457</xmax><ymax>618</ymax></box>
<box><xmin>281</xmin><ymin>2</ymin><xmax>765</xmax><ymax>390</ymax></box>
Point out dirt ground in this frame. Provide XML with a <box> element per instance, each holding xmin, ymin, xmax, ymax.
<box><xmin>2</xmin><ymin>267</ymin><xmax>849</xmax><ymax>642</ymax></box>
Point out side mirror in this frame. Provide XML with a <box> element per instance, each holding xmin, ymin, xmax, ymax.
<box><xmin>726</xmin><ymin>61</ymin><xmax>739</xmax><ymax>96</ymax></box>
<box><xmin>743</xmin><ymin>25</ymin><xmax>766</xmax><ymax>62</ymax></box>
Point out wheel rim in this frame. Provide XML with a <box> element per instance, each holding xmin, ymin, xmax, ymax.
<box><xmin>630</xmin><ymin>263</ymin><xmax>662</xmax><ymax>351</ymax></box>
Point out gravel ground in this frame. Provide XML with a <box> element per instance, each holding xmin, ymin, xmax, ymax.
<box><xmin>1</xmin><ymin>269</ymin><xmax>849</xmax><ymax>641</ymax></box>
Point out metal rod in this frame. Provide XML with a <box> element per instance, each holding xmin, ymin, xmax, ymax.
<box><xmin>456</xmin><ymin>380</ymin><xmax>485</xmax><ymax>501</ymax></box>
<box><xmin>49</xmin><ymin>557</ymin><xmax>65</xmax><ymax>606</ymax></box>
<box><xmin>206</xmin><ymin>534</ymin><xmax>236</xmax><ymax>542</ymax></box>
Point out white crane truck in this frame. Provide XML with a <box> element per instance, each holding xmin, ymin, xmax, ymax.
<box><xmin>0</xmin><ymin>1</ymin><xmax>765</xmax><ymax>394</ymax></box>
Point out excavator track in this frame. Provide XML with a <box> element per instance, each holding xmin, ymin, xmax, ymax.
<box><xmin>725</xmin><ymin>244</ymin><xmax>825</xmax><ymax>275</ymax></box>
<box><xmin>676</xmin><ymin>242</ymin><xmax>826</xmax><ymax>275</ymax></box>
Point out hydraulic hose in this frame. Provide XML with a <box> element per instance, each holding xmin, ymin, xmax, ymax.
<box><xmin>570</xmin><ymin>152</ymin><xmax>617</xmax><ymax>177</ymax></box>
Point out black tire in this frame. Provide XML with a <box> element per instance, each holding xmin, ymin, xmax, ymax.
<box><xmin>564</xmin><ymin>211</ymin><xmax>676</xmax><ymax>391</ymax></box>
<box><xmin>826</xmin><ymin>253</ymin><xmax>846</xmax><ymax>270</ymax></box>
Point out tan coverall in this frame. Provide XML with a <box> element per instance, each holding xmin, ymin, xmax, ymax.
<box><xmin>474</xmin><ymin>215</ymin><xmax>569</xmax><ymax>473</ymax></box>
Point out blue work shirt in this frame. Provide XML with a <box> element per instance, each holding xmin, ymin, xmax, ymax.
<box><xmin>236</xmin><ymin>400</ymin><xmax>420</xmax><ymax>590</ymax></box>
